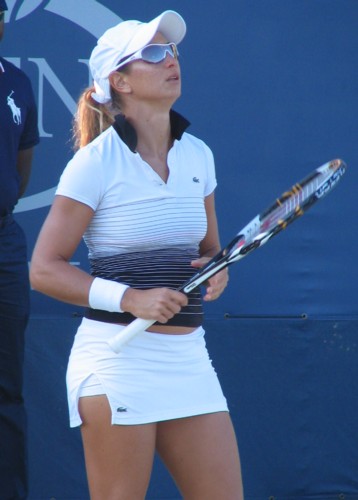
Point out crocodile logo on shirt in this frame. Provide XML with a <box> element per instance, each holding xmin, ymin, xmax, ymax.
<box><xmin>116</xmin><ymin>406</ymin><xmax>128</xmax><ymax>413</ymax></box>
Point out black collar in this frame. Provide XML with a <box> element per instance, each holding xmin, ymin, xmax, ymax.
<box><xmin>112</xmin><ymin>110</ymin><xmax>190</xmax><ymax>153</ymax></box>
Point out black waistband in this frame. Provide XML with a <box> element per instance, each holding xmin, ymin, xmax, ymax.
<box><xmin>0</xmin><ymin>214</ymin><xmax>13</xmax><ymax>229</ymax></box>
<box><xmin>84</xmin><ymin>308</ymin><xmax>203</xmax><ymax>328</ymax></box>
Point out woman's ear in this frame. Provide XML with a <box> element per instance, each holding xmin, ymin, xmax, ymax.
<box><xmin>109</xmin><ymin>72</ymin><xmax>131</xmax><ymax>94</ymax></box>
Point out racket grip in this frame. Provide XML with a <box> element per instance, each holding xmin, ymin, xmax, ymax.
<box><xmin>107</xmin><ymin>318</ymin><xmax>155</xmax><ymax>353</ymax></box>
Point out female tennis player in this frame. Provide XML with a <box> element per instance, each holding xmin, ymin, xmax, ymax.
<box><xmin>30</xmin><ymin>10</ymin><xmax>243</xmax><ymax>499</ymax></box>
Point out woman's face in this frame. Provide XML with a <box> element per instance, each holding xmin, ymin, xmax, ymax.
<box><xmin>114</xmin><ymin>32</ymin><xmax>182</xmax><ymax>108</ymax></box>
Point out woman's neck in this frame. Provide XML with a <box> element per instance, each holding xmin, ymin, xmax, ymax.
<box><xmin>123</xmin><ymin>103</ymin><xmax>173</xmax><ymax>157</ymax></box>
<box><xmin>125</xmin><ymin>106</ymin><xmax>174</xmax><ymax>182</ymax></box>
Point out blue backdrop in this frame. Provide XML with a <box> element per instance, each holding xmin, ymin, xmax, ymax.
<box><xmin>2</xmin><ymin>1</ymin><xmax>357</xmax><ymax>498</ymax></box>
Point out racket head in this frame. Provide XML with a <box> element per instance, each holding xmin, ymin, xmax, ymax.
<box><xmin>182</xmin><ymin>159</ymin><xmax>346</xmax><ymax>293</ymax></box>
<box><xmin>225</xmin><ymin>158</ymin><xmax>346</xmax><ymax>263</ymax></box>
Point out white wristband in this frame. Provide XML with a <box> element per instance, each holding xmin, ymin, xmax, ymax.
<box><xmin>88</xmin><ymin>277</ymin><xmax>129</xmax><ymax>313</ymax></box>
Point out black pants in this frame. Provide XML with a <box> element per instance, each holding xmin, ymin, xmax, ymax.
<box><xmin>0</xmin><ymin>215</ymin><xmax>29</xmax><ymax>499</ymax></box>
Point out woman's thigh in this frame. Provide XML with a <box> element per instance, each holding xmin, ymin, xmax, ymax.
<box><xmin>79</xmin><ymin>395</ymin><xmax>157</xmax><ymax>500</ymax></box>
<box><xmin>156</xmin><ymin>411</ymin><xmax>244</xmax><ymax>500</ymax></box>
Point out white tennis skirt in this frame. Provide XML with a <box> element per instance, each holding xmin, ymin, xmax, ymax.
<box><xmin>66</xmin><ymin>318</ymin><xmax>228</xmax><ymax>427</ymax></box>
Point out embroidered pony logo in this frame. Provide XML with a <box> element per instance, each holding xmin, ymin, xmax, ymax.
<box><xmin>7</xmin><ymin>91</ymin><xmax>22</xmax><ymax>125</ymax></box>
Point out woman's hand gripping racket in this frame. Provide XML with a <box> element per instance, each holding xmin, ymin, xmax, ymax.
<box><xmin>107</xmin><ymin>159</ymin><xmax>346</xmax><ymax>353</ymax></box>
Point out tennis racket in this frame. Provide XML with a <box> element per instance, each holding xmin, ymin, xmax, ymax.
<box><xmin>107</xmin><ymin>158</ymin><xmax>346</xmax><ymax>353</ymax></box>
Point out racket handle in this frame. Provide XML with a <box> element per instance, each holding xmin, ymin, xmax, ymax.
<box><xmin>107</xmin><ymin>318</ymin><xmax>155</xmax><ymax>353</ymax></box>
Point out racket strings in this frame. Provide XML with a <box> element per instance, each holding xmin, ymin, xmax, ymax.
<box><xmin>264</xmin><ymin>171</ymin><xmax>331</xmax><ymax>231</ymax></box>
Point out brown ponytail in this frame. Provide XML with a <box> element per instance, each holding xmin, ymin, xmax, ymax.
<box><xmin>72</xmin><ymin>86</ymin><xmax>122</xmax><ymax>150</ymax></box>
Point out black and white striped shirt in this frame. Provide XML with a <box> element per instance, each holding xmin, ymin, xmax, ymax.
<box><xmin>56</xmin><ymin>112</ymin><xmax>217</xmax><ymax>326</ymax></box>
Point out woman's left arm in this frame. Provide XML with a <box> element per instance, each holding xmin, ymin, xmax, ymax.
<box><xmin>191</xmin><ymin>192</ymin><xmax>229</xmax><ymax>301</ymax></box>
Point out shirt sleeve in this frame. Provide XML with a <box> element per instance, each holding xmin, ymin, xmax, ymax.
<box><xmin>203</xmin><ymin>143</ymin><xmax>217</xmax><ymax>197</ymax></box>
<box><xmin>56</xmin><ymin>147</ymin><xmax>104</xmax><ymax>210</ymax></box>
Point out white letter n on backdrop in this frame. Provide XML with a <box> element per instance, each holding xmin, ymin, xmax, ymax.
<box><xmin>28</xmin><ymin>57</ymin><xmax>77</xmax><ymax>138</ymax></box>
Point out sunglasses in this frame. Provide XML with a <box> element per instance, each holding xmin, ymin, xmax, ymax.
<box><xmin>0</xmin><ymin>12</ymin><xmax>5</xmax><ymax>21</ymax></box>
<box><xmin>117</xmin><ymin>43</ymin><xmax>179</xmax><ymax>70</ymax></box>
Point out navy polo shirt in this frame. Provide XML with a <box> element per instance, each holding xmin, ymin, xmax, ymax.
<box><xmin>0</xmin><ymin>57</ymin><xmax>39</xmax><ymax>215</ymax></box>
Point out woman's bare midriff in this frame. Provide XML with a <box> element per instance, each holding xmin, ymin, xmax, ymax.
<box><xmin>117</xmin><ymin>323</ymin><xmax>197</xmax><ymax>335</ymax></box>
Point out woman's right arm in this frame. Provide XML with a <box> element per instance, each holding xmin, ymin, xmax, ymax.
<box><xmin>30</xmin><ymin>195</ymin><xmax>96</xmax><ymax>306</ymax></box>
<box><xmin>30</xmin><ymin>195</ymin><xmax>187</xmax><ymax>321</ymax></box>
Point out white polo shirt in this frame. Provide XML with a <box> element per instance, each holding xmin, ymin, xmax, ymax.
<box><xmin>56</xmin><ymin>111</ymin><xmax>217</xmax><ymax>326</ymax></box>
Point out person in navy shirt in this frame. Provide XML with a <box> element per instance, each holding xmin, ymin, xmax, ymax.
<box><xmin>0</xmin><ymin>1</ymin><xmax>39</xmax><ymax>497</ymax></box>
